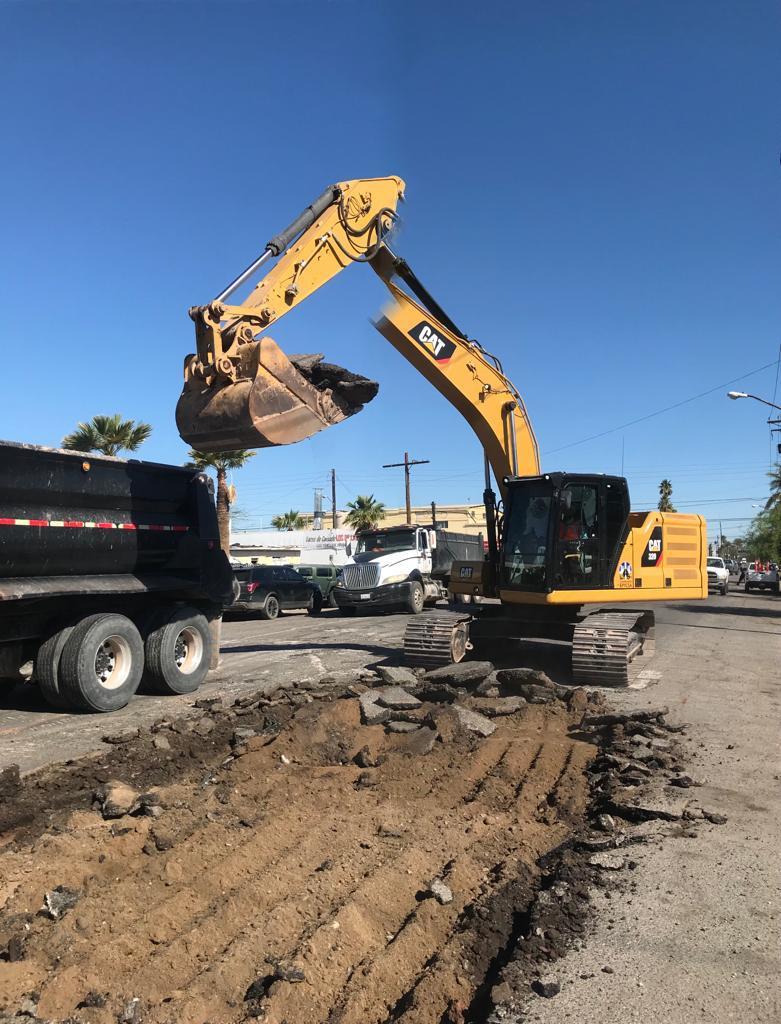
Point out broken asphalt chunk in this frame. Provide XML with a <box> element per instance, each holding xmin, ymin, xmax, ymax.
<box><xmin>42</xmin><ymin>885</ymin><xmax>81</xmax><ymax>920</ymax></box>
<box><xmin>452</xmin><ymin>705</ymin><xmax>496</xmax><ymax>738</ymax></box>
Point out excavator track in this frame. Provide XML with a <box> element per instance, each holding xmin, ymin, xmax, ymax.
<box><xmin>571</xmin><ymin>609</ymin><xmax>656</xmax><ymax>686</ymax></box>
<box><xmin>403</xmin><ymin>610</ymin><xmax>472</xmax><ymax>669</ymax></box>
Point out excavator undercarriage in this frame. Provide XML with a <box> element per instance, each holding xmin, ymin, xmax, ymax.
<box><xmin>403</xmin><ymin>606</ymin><xmax>656</xmax><ymax>686</ymax></box>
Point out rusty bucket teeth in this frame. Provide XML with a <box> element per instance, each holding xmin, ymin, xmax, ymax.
<box><xmin>176</xmin><ymin>337</ymin><xmax>378</xmax><ymax>453</ymax></box>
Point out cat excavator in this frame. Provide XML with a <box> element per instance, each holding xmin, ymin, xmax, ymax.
<box><xmin>177</xmin><ymin>176</ymin><xmax>707</xmax><ymax>684</ymax></box>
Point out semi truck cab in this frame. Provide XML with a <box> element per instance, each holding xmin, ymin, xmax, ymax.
<box><xmin>333</xmin><ymin>524</ymin><xmax>483</xmax><ymax>615</ymax></box>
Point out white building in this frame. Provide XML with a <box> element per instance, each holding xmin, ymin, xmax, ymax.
<box><xmin>230</xmin><ymin>527</ymin><xmax>357</xmax><ymax>567</ymax></box>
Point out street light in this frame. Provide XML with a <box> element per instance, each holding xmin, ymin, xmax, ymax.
<box><xmin>726</xmin><ymin>390</ymin><xmax>781</xmax><ymax>413</ymax></box>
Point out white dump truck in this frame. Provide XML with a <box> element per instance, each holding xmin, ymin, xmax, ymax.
<box><xmin>333</xmin><ymin>524</ymin><xmax>484</xmax><ymax>615</ymax></box>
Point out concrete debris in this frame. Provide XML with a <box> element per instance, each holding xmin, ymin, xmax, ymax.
<box><xmin>101</xmin><ymin>728</ymin><xmax>140</xmax><ymax>745</ymax></box>
<box><xmin>77</xmin><ymin>992</ymin><xmax>107</xmax><ymax>1008</ymax></box>
<box><xmin>589</xmin><ymin>851</ymin><xmax>626</xmax><ymax>870</ymax></box>
<box><xmin>96</xmin><ymin>780</ymin><xmax>142</xmax><ymax>819</ymax></box>
<box><xmin>416</xmin><ymin>683</ymin><xmax>460</xmax><ymax>704</ymax></box>
<box><xmin>422</xmin><ymin>661</ymin><xmax>494</xmax><ymax>686</ymax></box>
<box><xmin>375</xmin><ymin>665</ymin><xmax>419</xmax><ymax>687</ymax></box>
<box><xmin>274</xmin><ymin>961</ymin><xmax>306</xmax><ymax>983</ymax></box>
<box><xmin>596</xmin><ymin>814</ymin><xmax>617</xmax><ymax>833</ymax></box>
<box><xmin>231</xmin><ymin>727</ymin><xmax>256</xmax><ymax>746</ymax></box>
<box><xmin>402</xmin><ymin>726</ymin><xmax>438</xmax><ymax>756</ymax></box>
<box><xmin>5</xmin><ymin>935</ymin><xmax>25</xmax><ymax>962</ymax></box>
<box><xmin>702</xmin><ymin>809</ymin><xmax>728</xmax><ymax>825</ymax></box>
<box><xmin>0</xmin><ymin>764</ymin><xmax>21</xmax><ymax>798</ymax></box>
<box><xmin>582</xmin><ymin>707</ymin><xmax>669</xmax><ymax>729</ymax></box>
<box><xmin>152</xmin><ymin>734</ymin><xmax>171</xmax><ymax>751</ymax></box>
<box><xmin>290</xmin><ymin>354</ymin><xmax>379</xmax><ymax>415</ymax></box>
<box><xmin>475</xmin><ymin>671</ymin><xmax>501</xmax><ymax>696</ymax></box>
<box><xmin>359</xmin><ymin>690</ymin><xmax>391</xmax><ymax>726</ymax></box>
<box><xmin>606</xmin><ymin>796</ymin><xmax>683</xmax><ymax>823</ymax></box>
<box><xmin>119</xmin><ymin>997</ymin><xmax>143</xmax><ymax>1023</ymax></box>
<box><xmin>667</xmin><ymin>773</ymin><xmax>700</xmax><ymax>788</ymax></box>
<box><xmin>509</xmin><ymin>684</ymin><xmax>557</xmax><ymax>705</ymax></box>
<box><xmin>496</xmin><ymin>667</ymin><xmax>556</xmax><ymax>690</ymax></box>
<box><xmin>376</xmin><ymin>686</ymin><xmax>422</xmax><ymax>710</ymax></box>
<box><xmin>471</xmin><ymin>696</ymin><xmax>526</xmax><ymax>718</ymax></box>
<box><xmin>531</xmin><ymin>976</ymin><xmax>561</xmax><ymax>998</ymax></box>
<box><xmin>386</xmin><ymin>720</ymin><xmax>420</xmax><ymax>734</ymax></box>
<box><xmin>427</xmin><ymin>878</ymin><xmax>453</xmax><ymax>904</ymax></box>
<box><xmin>353</xmin><ymin>745</ymin><xmax>380</xmax><ymax>768</ymax></box>
<box><xmin>452</xmin><ymin>705</ymin><xmax>496</xmax><ymax>738</ymax></box>
<box><xmin>43</xmin><ymin>885</ymin><xmax>81</xmax><ymax>919</ymax></box>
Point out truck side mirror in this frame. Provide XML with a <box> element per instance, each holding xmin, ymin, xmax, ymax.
<box><xmin>428</xmin><ymin>530</ymin><xmax>437</xmax><ymax>549</ymax></box>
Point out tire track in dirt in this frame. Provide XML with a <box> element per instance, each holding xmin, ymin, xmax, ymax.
<box><xmin>0</xmin><ymin>697</ymin><xmax>597</xmax><ymax>1024</ymax></box>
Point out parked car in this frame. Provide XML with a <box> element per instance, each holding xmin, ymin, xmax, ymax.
<box><xmin>706</xmin><ymin>557</ymin><xmax>730</xmax><ymax>595</ymax></box>
<box><xmin>232</xmin><ymin>565</ymin><xmax>323</xmax><ymax>618</ymax></box>
<box><xmin>295</xmin><ymin>564</ymin><xmax>342</xmax><ymax>607</ymax></box>
<box><xmin>744</xmin><ymin>562</ymin><xmax>780</xmax><ymax>594</ymax></box>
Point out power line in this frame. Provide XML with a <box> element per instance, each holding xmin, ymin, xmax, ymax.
<box><xmin>545</xmin><ymin>359</ymin><xmax>778</xmax><ymax>455</ymax></box>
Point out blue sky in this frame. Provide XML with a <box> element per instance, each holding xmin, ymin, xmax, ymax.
<box><xmin>2</xmin><ymin>1</ymin><xmax>779</xmax><ymax>541</ymax></box>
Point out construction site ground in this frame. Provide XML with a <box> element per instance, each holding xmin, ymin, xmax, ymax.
<box><xmin>0</xmin><ymin>590</ymin><xmax>779</xmax><ymax>1023</ymax></box>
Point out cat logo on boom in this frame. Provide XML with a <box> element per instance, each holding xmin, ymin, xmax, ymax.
<box><xmin>409</xmin><ymin>321</ymin><xmax>457</xmax><ymax>364</ymax></box>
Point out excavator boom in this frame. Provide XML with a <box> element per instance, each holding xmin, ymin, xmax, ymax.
<box><xmin>176</xmin><ymin>174</ymin><xmax>539</xmax><ymax>496</ymax></box>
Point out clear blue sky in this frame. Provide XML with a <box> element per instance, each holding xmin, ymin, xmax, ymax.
<box><xmin>3</xmin><ymin>1</ymin><xmax>779</xmax><ymax>540</ymax></box>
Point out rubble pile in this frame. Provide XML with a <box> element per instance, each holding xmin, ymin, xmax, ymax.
<box><xmin>0</xmin><ymin>661</ymin><xmax>726</xmax><ymax>1024</ymax></box>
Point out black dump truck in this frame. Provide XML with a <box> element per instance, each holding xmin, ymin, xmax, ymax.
<box><xmin>0</xmin><ymin>441</ymin><xmax>235</xmax><ymax>712</ymax></box>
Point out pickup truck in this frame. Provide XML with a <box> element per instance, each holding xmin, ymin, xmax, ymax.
<box><xmin>706</xmin><ymin>557</ymin><xmax>730</xmax><ymax>595</ymax></box>
<box><xmin>0</xmin><ymin>440</ymin><xmax>235</xmax><ymax>712</ymax></box>
<box><xmin>744</xmin><ymin>562</ymin><xmax>780</xmax><ymax>594</ymax></box>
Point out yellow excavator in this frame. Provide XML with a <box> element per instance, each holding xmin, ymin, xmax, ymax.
<box><xmin>177</xmin><ymin>176</ymin><xmax>707</xmax><ymax>684</ymax></box>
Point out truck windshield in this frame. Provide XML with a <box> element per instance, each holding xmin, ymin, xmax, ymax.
<box><xmin>707</xmin><ymin>558</ymin><xmax>724</xmax><ymax>568</ymax></box>
<box><xmin>357</xmin><ymin>529</ymin><xmax>416</xmax><ymax>554</ymax></box>
<box><xmin>502</xmin><ymin>482</ymin><xmax>553</xmax><ymax>589</ymax></box>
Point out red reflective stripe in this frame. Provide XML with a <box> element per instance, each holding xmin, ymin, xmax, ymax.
<box><xmin>0</xmin><ymin>517</ymin><xmax>189</xmax><ymax>531</ymax></box>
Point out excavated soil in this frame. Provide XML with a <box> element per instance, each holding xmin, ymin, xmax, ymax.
<box><xmin>0</xmin><ymin>685</ymin><xmax>600</xmax><ymax>1024</ymax></box>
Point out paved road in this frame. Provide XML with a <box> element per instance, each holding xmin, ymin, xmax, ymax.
<box><xmin>1</xmin><ymin>586</ymin><xmax>779</xmax><ymax>1021</ymax></box>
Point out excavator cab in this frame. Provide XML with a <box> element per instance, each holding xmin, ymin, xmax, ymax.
<box><xmin>176</xmin><ymin>177</ymin><xmax>405</xmax><ymax>452</ymax></box>
<box><xmin>501</xmin><ymin>473</ymin><xmax>631</xmax><ymax>593</ymax></box>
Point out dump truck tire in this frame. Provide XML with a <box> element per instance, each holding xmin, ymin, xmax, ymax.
<box><xmin>36</xmin><ymin>624</ymin><xmax>75</xmax><ymax>709</ymax></box>
<box><xmin>144</xmin><ymin>607</ymin><xmax>211</xmax><ymax>695</ymax></box>
<box><xmin>60</xmin><ymin>613</ymin><xmax>144</xmax><ymax>713</ymax></box>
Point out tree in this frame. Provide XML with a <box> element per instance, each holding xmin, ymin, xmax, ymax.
<box><xmin>658</xmin><ymin>479</ymin><xmax>676</xmax><ymax>513</ymax></box>
<box><xmin>764</xmin><ymin>466</ymin><xmax>781</xmax><ymax>511</ymax></box>
<box><xmin>271</xmin><ymin>510</ymin><xmax>306</xmax><ymax>531</ymax></box>
<box><xmin>187</xmin><ymin>449</ymin><xmax>255</xmax><ymax>556</ymax></box>
<box><xmin>344</xmin><ymin>494</ymin><xmax>386</xmax><ymax>532</ymax></box>
<box><xmin>745</xmin><ymin>505</ymin><xmax>781</xmax><ymax>564</ymax></box>
<box><xmin>62</xmin><ymin>414</ymin><xmax>152</xmax><ymax>456</ymax></box>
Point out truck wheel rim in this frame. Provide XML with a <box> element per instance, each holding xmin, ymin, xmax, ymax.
<box><xmin>94</xmin><ymin>635</ymin><xmax>132</xmax><ymax>690</ymax></box>
<box><xmin>174</xmin><ymin>627</ymin><xmax>204</xmax><ymax>674</ymax></box>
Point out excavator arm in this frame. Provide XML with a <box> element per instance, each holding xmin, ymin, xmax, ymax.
<box><xmin>176</xmin><ymin>176</ymin><xmax>540</xmax><ymax>499</ymax></box>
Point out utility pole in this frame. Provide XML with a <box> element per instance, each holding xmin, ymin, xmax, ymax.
<box><xmin>382</xmin><ymin>452</ymin><xmax>430</xmax><ymax>524</ymax></box>
<box><xmin>313</xmin><ymin>488</ymin><xmax>323</xmax><ymax>530</ymax></box>
<box><xmin>331</xmin><ymin>469</ymin><xmax>337</xmax><ymax>529</ymax></box>
<box><xmin>431</xmin><ymin>500</ymin><xmax>437</xmax><ymax>528</ymax></box>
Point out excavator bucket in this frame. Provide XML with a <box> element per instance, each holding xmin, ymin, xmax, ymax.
<box><xmin>175</xmin><ymin>336</ymin><xmax>378</xmax><ymax>452</ymax></box>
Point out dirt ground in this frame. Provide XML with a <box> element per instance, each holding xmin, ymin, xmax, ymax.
<box><xmin>0</xmin><ymin>678</ymin><xmax>600</xmax><ymax>1024</ymax></box>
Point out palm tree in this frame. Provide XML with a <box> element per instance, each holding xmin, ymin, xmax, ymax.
<box><xmin>658</xmin><ymin>479</ymin><xmax>676</xmax><ymax>513</ymax></box>
<box><xmin>271</xmin><ymin>510</ymin><xmax>306</xmax><ymax>531</ymax></box>
<box><xmin>764</xmin><ymin>466</ymin><xmax>781</xmax><ymax>511</ymax></box>
<box><xmin>344</xmin><ymin>494</ymin><xmax>386</xmax><ymax>532</ymax></box>
<box><xmin>187</xmin><ymin>449</ymin><xmax>255</xmax><ymax>556</ymax></box>
<box><xmin>62</xmin><ymin>414</ymin><xmax>152</xmax><ymax>456</ymax></box>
